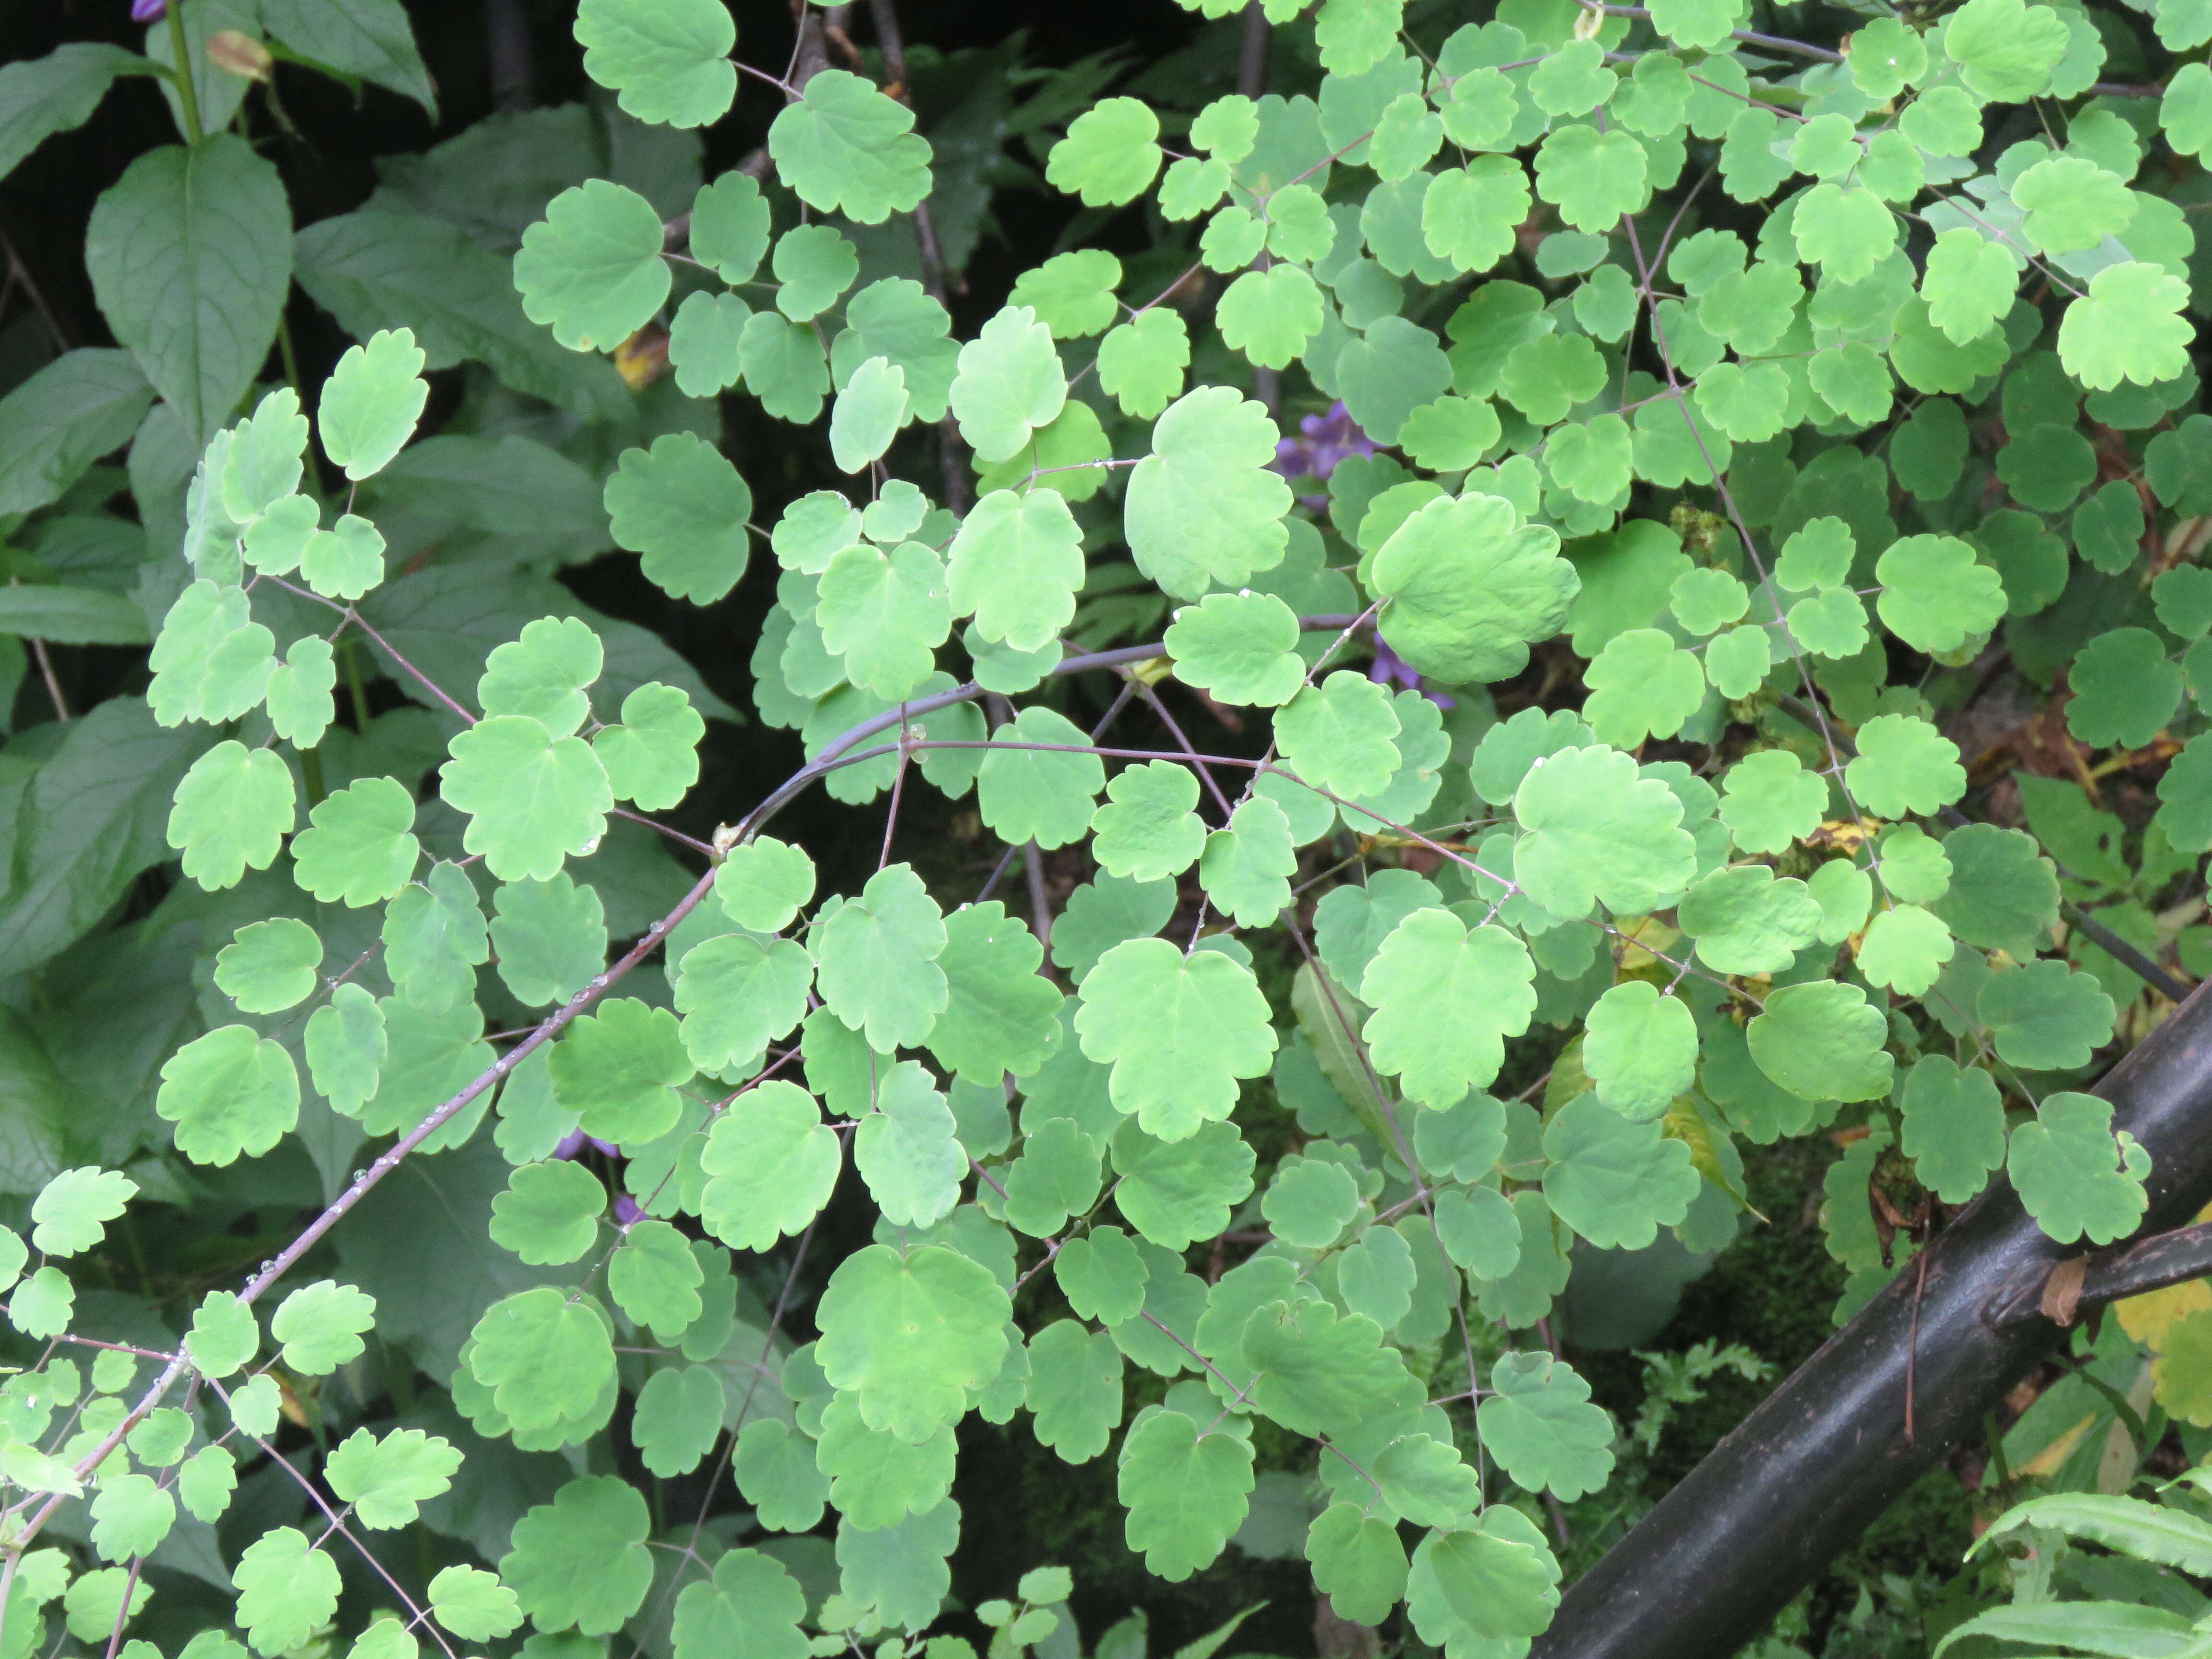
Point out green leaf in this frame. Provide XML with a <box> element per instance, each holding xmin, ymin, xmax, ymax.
<box><xmin>234</xmin><ymin>1530</ymin><xmax>341</xmax><ymax>1657</ymax></box>
<box><xmin>1075</xmin><ymin>938</ymin><xmax>1278</xmax><ymax>1141</ymax></box>
<box><xmin>85</xmin><ymin>135</ymin><xmax>290</xmax><ymax>445</ymax></box>
<box><xmin>1307</xmin><ymin>1503</ymin><xmax>1410</xmax><ymax>1624</ymax></box>
<box><xmin>830</xmin><ymin>355</ymin><xmax>909</xmax><ymax>474</ymax></box>
<box><xmin>1977</xmin><ymin>959</ymin><xmax>2116</xmax><ymax>1070</ymax></box>
<box><xmin>266</xmin><ymin>638</ymin><xmax>337</xmax><ymax>748</ymax></box>
<box><xmin>1096</xmin><ymin>310</ymin><xmax>1190</xmax><ymax>420</ymax></box>
<box><xmin>186</xmin><ymin>1292</ymin><xmax>258</xmax><ymax>1379</ymax></box>
<box><xmin>1262</xmin><ymin>1156</ymin><xmax>1359</xmax><ymax>1249</ymax></box>
<box><xmin>942</xmin><ymin>486</ymin><xmax>1088</xmax><ymax>663</ymax></box>
<box><xmin>1716</xmin><ymin>750</ymin><xmax>1826</xmax><ymax>856</ymax></box>
<box><xmin>271</xmin><ymin>1279</ymin><xmax>376</xmax><ymax>1374</ymax></box>
<box><xmin>2058</xmin><ymin>262</ymin><xmax>2193</xmax><ymax>392</ymax></box>
<box><xmin>1899</xmin><ymin>1055</ymin><xmax>2006</xmax><ymax>1203</ymax></box>
<box><xmin>733</xmin><ymin>1418</ymin><xmax>830</xmax><ymax>1532</ymax></box>
<box><xmin>1856</xmin><ymin>903</ymin><xmax>1956</xmax><ymax>996</ymax></box>
<box><xmin>1358</xmin><ymin>909</ymin><xmax>1536</xmax><ymax>1109</ymax></box>
<box><xmin>513</xmin><ymin>180</ymin><xmax>669</xmax><ymax>353</ymax></box>
<box><xmin>259</xmin><ymin>0</ymin><xmax>435</xmax><ymax>115</ymax></box>
<box><xmin>1405</xmin><ymin>1512</ymin><xmax>1562</xmax><ymax>1644</ymax></box>
<box><xmin>816</xmin><ymin>1242</ymin><xmax>1010</xmax><ymax>1442</ymax></box>
<box><xmin>1217</xmin><ymin>265</ymin><xmax>1325</xmax><ymax>370</ymax></box>
<box><xmin>1513</xmin><ymin>743</ymin><xmax>1697</xmax><ymax>919</ymax></box>
<box><xmin>0</xmin><ymin>41</ymin><xmax>156</xmax><ymax>188</ymax></box>
<box><xmin>1540</xmin><ymin>1094</ymin><xmax>1701</xmax><ymax>1249</ymax></box>
<box><xmin>1025</xmin><ymin>1320</ymin><xmax>1125</xmax><ymax>1463</ymax></box>
<box><xmin>689</xmin><ymin>170</ymin><xmax>770</xmax><ymax>284</ymax></box>
<box><xmin>0</xmin><ymin>349</ymin><xmax>152</xmax><ymax>521</ymax></box>
<box><xmin>1875</xmin><ymin>534</ymin><xmax>2007</xmax><ymax>653</ymax></box>
<box><xmin>594</xmin><ymin>683</ymin><xmax>704</xmax><ymax>810</ymax></box>
<box><xmin>949</xmin><ymin>305</ymin><xmax>1066</xmax><ymax>466</ymax></box>
<box><xmin>441</xmin><ymin>716</ymin><xmax>613</xmax><ymax>883</ymax></box>
<box><xmin>1581</xmin><ymin>982</ymin><xmax>1695</xmax><ymax>1120</ymax></box>
<box><xmin>550</xmin><ymin>998</ymin><xmax>694</xmax><ymax>1144</ymax></box>
<box><xmin>2008</xmin><ymin>1091</ymin><xmax>2150</xmax><ymax>1245</ymax></box>
<box><xmin>1004</xmin><ymin>1115</ymin><xmax>1105</xmax><ymax>1238</ymax></box>
<box><xmin>2069</xmin><ymin>627</ymin><xmax>2184</xmax><ymax>749</ymax></box>
<box><xmin>1534</xmin><ymin>122</ymin><xmax>1649</xmax><ymax>233</ymax></box>
<box><xmin>699</xmin><ymin>1080</ymin><xmax>841</xmax><ymax>1250</ymax></box>
<box><xmin>854</xmin><ymin>1062</ymin><xmax>964</xmax><ymax>1227</ymax></box>
<box><xmin>167</xmin><ymin>739</ymin><xmax>295</xmax><ymax>890</ymax></box>
<box><xmin>1117</xmin><ymin>1410</ymin><xmax>1254</xmax><ymax>1581</ymax></box>
<box><xmin>306</xmin><ymin>984</ymin><xmax>386</xmax><ymax>1117</ymax></box>
<box><xmin>292</xmin><ymin>777</ymin><xmax>421</xmax><ymax>906</ymax></box>
<box><xmin>1056</xmin><ymin>1226</ymin><xmax>1149</xmax><ymax>1326</ymax></box>
<box><xmin>426</xmin><ymin>1565</ymin><xmax>519</xmax><ymax>1644</ymax></box>
<box><xmin>633</xmin><ymin>1363</ymin><xmax>725</xmax><ymax>1478</ymax></box>
<box><xmin>1046</xmin><ymin>96</ymin><xmax>1162</xmax><ymax>205</ymax></box>
<box><xmin>926</xmin><ymin>902</ymin><xmax>1062</xmax><ymax>1084</ymax></box>
<box><xmin>1930</xmin><ymin>823</ymin><xmax>2059</xmax><ymax>956</ymax></box>
<box><xmin>1678</xmin><ymin>866</ymin><xmax>1824</xmax><ymax>975</ymax></box>
<box><xmin>715</xmin><ymin>836</ymin><xmax>816</xmax><ymax>932</ymax></box>
<box><xmin>606</xmin><ymin>1218</ymin><xmax>703</xmax><ymax>1341</ymax></box>
<box><xmin>674</xmin><ymin>933</ymin><xmax>811</xmax><ymax>1073</ymax></box>
<box><xmin>814</xmin><ymin>863</ymin><xmax>950</xmax><ymax>1050</ymax></box>
<box><xmin>28</xmin><ymin>1166</ymin><xmax>132</xmax><ymax>1258</ymax></box>
<box><xmin>178</xmin><ymin>1445</ymin><xmax>238</xmax><ymax>1524</ymax></box>
<box><xmin>489</xmin><ymin>1159</ymin><xmax>604</xmax><ymax>1265</ymax></box>
<box><xmin>815</xmin><ymin>540</ymin><xmax>949</xmax><ymax>700</ymax></box>
<box><xmin>499</xmin><ymin>1476</ymin><xmax>653</xmax><ymax>1634</ymax></box>
<box><xmin>604</xmin><ymin>433</ymin><xmax>752</xmax><ymax>606</ymax></box>
<box><xmin>1843</xmin><ymin>714</ymin><xmax>1966</xmax><ymax>818</ymax></box>
<box><xmin>672</xmin><ymin>1548</ymin><xmax>809</xmax><ymax>1659</ymax></box>
<box><xmin>979</xmin><ymin>705</ymin><xmax>1107</xmax><ymax>850</ymax></box>
<box><xmin>1373</xmin><ymin>493</ymin><xmax>1577</xmax><ymax>685</ymax></box>
<box><xmin>317</xmin><ymin>327</ymin><xmax>426</xmax><ymax>482</ymax></box>
<box><xmin>1110</xmin><ymin>1118</ymin><xmax>1256</xmax><ymax>1250</ymax></box>
<box><xmin>1972</xmin><ymin>1492</ymin><xmax>2212</xmax><ymax>1575</ymax></box>
<box><xmin>1092</xmin><ymin>761</ymin><xmax>1206</xmax><ymax>883</ymax></box>
<box><xmin>384</xmin><ymin>862</ymin><xmax>489</xmax><ymax>1011</ymax></box>
<box><xmin>1274</xmin><ymin>672</ymin><xmax>1402</xmax><ymax>799</ymax></box>
<box><xmin>325</xmin><ymin>1427</ymin><xmax>462</xmax><ymax>1529</ymax></box>
<box><xmin>1125</xmin><ymin>386</ymin><xmax>1292</xmax><ymax>601</ymax></box>
<box><xmin>1200</xmin><ymin>796</ymin><xmax>1298</xmax><ymax>927</ymax></box>
<box><xmin>8</xmin><ymin>1265</ymin><xmax>71</xmax><ymax>1339</ymax></box>
<box><xmin>214</xmin><ymin>917</ymin><xmax>322</xmax><ymax>1014</ymax></box>
<box><xmin>489</xmin><ymin>873</ymin><xmax>606</xmax><ymax>1009</ymax></box>
<box><xmin>149</xmin><ymin>580</ymin><xmax>275</xmax><ymax>727</ymax></box>
<box><xmin>1244</xmin><ymin>1297</ymin><xmax>1411</xmax><ymax>1437</ymax></box>
<box><xmin>1476</xmin><ymin>1352</ymin><xmax>1615</xmax><ymax>1500</ymax></box>
<box><xmin>469</xmin><ymin>1286</ymin><xmax>618</xmax><ymax>1435</ymax></box>
<box><xmin>575</xmin><ymin>0</ymin><xmax>732</xmax><ymax>125</ymax></box>
<box><xmin>479</xmin><ymin>615</ymin><xmax>602</xmax><ymax>735</ymax></box>
<box><xmin>156</xmin><ymin>1024</ymin><xmax>300</xmax><ymax>1166</ymax></box>
<box><xmin>1944</xmin><ymin>0</ymin><xmax>2071</xmax><ymax>99</ymax></box>
<box><xmin>1747</xmin><ymin>980</ymin><xmax>1895</xmax><ymax>1103</ymax></box>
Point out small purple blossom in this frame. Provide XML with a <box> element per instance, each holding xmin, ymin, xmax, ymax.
<box><xmin>131</xmin><ymin>0</ymin><xmax>167</xmax><ymax>22</ymax></box>
<box><xmin>1369</xmin><ymin>639</ymin><xmax>1456</xmax><ymax>709</ymax></box>
<box><xmin>553</xmin><ymin>1130</ymin><xmax>620</xmax><ymax>1160</ymax></box>
<box><xmin>613</xmin><ymin>1195</ymin><xmax>644</xmax><ymax>1227</ymax></box>
<box><xmin>1272</xmin><ymin>401</ymin><xmax>1374</xmax><ymax>508</ymax></box>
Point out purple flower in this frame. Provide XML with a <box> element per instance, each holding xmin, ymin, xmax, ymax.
<box><xmin>1369</xmin><ymin>639</ymin><xmax>1456</xmax><ymax>709</ymax></box>
<box><xmin>613</xmin><ymin>1195</ymin><xmax>644</xmax><ymax>1227</ymax></box>
<box><xmin>1271</xmin><ymin>401</ymin><xmax>1375</xmax><ymax>508</ymax></box>
<box><xmin>553</xmin><ymin>1130</ymin><xmax>620</xmax><ymax>1160</ymax></box>
<box><xmin>131</xmin><ymin>0</ymin><xmax>167</xmax><ymax>22</ymax></box>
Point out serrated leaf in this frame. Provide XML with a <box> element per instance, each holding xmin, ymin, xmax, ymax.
<box><xmin>1476</xmin><ymin>1351</ymin><xmax>1615</xmax><ymax>1500</ymax></box>
<box><xmin>325</xmin><ymin>1427</ymin><xmax>462</xmax><ymax>1528</ymax></box>
<box><xmin>1540</xmin><ymin>1094</ymin><xmax>1700</xmax><ymax>1249</ymax></box>
<box><xmin>156</xmin><ymin>1024</ymin><xmax>300</xmax><ymax>1166</ymax></box>
<box><xmin>513</xmin><ymin>180</ymin><xmax>669</xmax><ymax>353</ymax></box>
<box><xmin>499</xmin><ymin>1476</ymin><xmax>653</xmax><ymax>1635</ymax></box>
<box><xmin>271</xmin><ymin>1279</ymin><xmax>375</xmax><ymax>1374</ymax></box>
<box><xmin>1117</xmin><ymin>1410</ymin><xmax>1254</xmax><ymax>1581</ymax></box>
<box><xmin>1075</xmin><ymin>938</ymin><xmax>1278</xmax><ymax>1141</ymax></box>
<box><xmin>699</xmin><ymin>1080</ymin><xmax>841</xmax><ymax>1250</ymax></box>
<box><xmin>604</xmin><ymin>432</ymin><xmax>752</xmax><ymax>606</ymax></box>
<box><xmin>2009</xmin><ymin>1091</ymin><xmax>2150</xmax><ymax>1245</ymax></box>
<box><xmin>1125</xmin><ymin>386</ymin><xmax>1291</xmax><ymax>601</ymax></box>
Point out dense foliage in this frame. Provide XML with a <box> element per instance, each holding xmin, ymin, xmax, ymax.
<box><xmin>13</xmin><ymin>0</ymin><xmax>2212</xmax><ymax>1653</ymax></box>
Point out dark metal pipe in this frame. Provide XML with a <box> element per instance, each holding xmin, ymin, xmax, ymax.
<box><xmin>1532</xmin><ymin>981</ymin><xmax>2212</xmax><ymax>1659</ymax></box>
